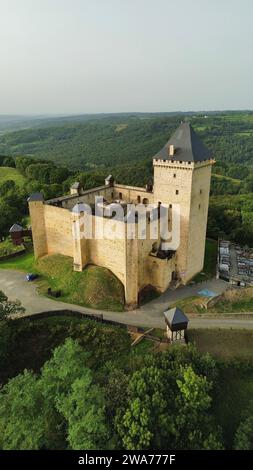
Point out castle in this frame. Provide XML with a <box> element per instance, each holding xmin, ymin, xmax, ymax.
<box><xmin>28</xmin><ymin>122</ymin><xmax>214</xmax><ymax>308</ymax></box>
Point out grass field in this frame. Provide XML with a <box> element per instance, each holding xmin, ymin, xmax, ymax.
<box><xmin>0</xmin><ymin>167</ymin><xmax>26</xmax><ymax>186</ymax></box>
<box><xmin>188</xmin><ymin>328</ymin><xmax>253</xmax><ymax>360</ymax></box>
<box><xmin>188</xmin><ymin>327</ymin><xmax>253</xmax><ymax>447</ymax></box>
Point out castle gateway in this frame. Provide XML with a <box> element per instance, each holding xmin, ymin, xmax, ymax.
<box><xmin>28</xmin><ymin>123</ymin><xmax>214</xmax><ymax>308</ymax></box>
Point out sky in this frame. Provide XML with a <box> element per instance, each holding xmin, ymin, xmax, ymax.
<box><xmin>0</xmin><ymin>0</ymin><xmax>253</xmax><ymax>114</ymax></box>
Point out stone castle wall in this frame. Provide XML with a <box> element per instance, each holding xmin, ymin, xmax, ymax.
<box><xmin>29</xmin><ymin>158</ymin><xmax>212</xmax><ymax>306</ymax></box>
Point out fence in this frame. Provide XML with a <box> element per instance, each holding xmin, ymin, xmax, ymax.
<box><xmin>18</xmin><ymin>309</ymin><xmax>128</xmax><ymax>329</ymax></box>
<box><xmin>0</xmin><ymin>248</ymin><xmax>26</xmax><ymax>261</ymax></box>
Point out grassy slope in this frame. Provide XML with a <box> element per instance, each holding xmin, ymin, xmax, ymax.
<box><xmin>0</xmin><ymin>252</ymin><xmax>125</xmax><ymax>311</ymax></box>
<box><xmin>35</xmin><ymin>254</ymin><xmax>125</xmax><ymax>311</ymax></box>
<box><xmin>0</xmin><ymin>167</ymin><xmax>26</xmax><ymax>186</ymax></box>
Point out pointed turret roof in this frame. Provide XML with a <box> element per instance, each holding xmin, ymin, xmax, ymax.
<box><xmin>154</xmin><ymin>122</ymin><xmax>212</xmax><ymax>163</ymax></box>
<box><xmin>164</xmin><ymin>307</ymin><xmax>189</xmax><ymax>331</ymax></box>
<box><xmin>9</xmin><ymin>223</ymin><xmax>23</xmax><ymax>233</ymax></box>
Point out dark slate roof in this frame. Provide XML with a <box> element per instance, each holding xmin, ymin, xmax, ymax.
<box><xmin>154</xmin><ymin>122</ymin><xmax>212</xmax><ymax>163</ymax></box>
<box><xmin>27</xmin><ymin>192</ymin><xmax>44</xmax><ymax>202</ymax></box>
<box><xmin>164</xmin><ymin>307</ymin><xmax>189</xmax><ymax>326</ymax></box>
<box><xmin>71</xmin><ymin>181</ymin><xmax>81</xmax><ymax>189</ymax></box>
<box><xmin>9</xmin><ymin>223</ymin><xmax>23</xmax><ymax>233</ymax></box>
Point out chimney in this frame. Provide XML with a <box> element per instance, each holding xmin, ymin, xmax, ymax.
<box><xmin>169</xmin><ymin>145</ymin><xmax>175</xmax><ymax>156</ymax></box>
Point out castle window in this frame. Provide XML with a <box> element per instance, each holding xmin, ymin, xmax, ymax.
<box><xmin>199</xmin><ymin>203</ymin><xmax>201</xmax><ymax>209</ymax></box>
<box><xmin>119</xmin><ymin>192</ymin><xmax>122</xmax><ymax>200</ymax></box>
<box><xmin>176</xmin><ymin>190</ymin><xmax>179</xmax><ymax>195</ymax></box>
<box><xmin>173</xmin><ymin>173</ymin><xmax>176</xmax><ymax>178</ymax></box>
<box><xmin>111</xmin><ymin>192</ymin><xmax>114</xmax><ymax>199</ymax></box>
<box><xmin>137</xmin><ymin>195</ymin><xmax>141</xmax><ymax>203</ymax></box>
<box><xmin>180</xmin><ymin>161</ymin><xmax>182</xmax><ymax>164</ymax></box>
<box><xmin>169</xmin><ymin>204</ymin><xmax>172</xmax><ymax>208</ymax></box>
<box><xmin>200</xmin><ymin>189</ymin><xmax>202</xmax><ymax>194</ymax></box>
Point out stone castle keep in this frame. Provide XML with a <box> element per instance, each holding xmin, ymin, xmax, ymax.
<box><xmin>28</xmin><ymin>123</ymin><xmax>214</xmax><ymax>308</ymax></box>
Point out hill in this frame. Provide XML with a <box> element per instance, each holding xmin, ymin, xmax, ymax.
<box><xmin>1</xmin><ymin>112</ymin><xmax>253</xmax><ymax>171</ymax></box>
<box><xmin>0</xmin><ymin>167</ymin><xmax>26</xmax><ymax>186</ymax></box>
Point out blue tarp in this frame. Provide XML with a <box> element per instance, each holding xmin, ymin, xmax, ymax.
<box><xmin>197</xmin><ymin>289</ymin><xmax>218</xmax><ymax>297</ymax></box>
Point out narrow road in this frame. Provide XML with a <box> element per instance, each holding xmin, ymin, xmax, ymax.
<box><xmin>1</xmin><ymin>269</ymin><xmax>253</xmax><ymax>330</ymax></box>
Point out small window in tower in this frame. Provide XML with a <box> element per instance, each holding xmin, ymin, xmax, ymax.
<box><xmin>180</xmin><ymin>161</ymin><xmax>182</xmax><ymax>164</ymax></box>
<box><xmin>119</xmin><ymin>192</ymin><xmax>122</xmax><ymax>200</ymax></box>
<box><xmin>137</xmin><ymin>195</ymin><xmax>141</xmax><ymax>203</ymax></box>
<box><xmin>200</xmin><ymin>189</ymin><xmax>202</xmax><ymax>194</ymax></box>
<box><xmin>111</xmin><ymin>192</ymin><xmax>114</xmax><ymax>199</ymax></box>
<box><xmin>199</xmin><ymin>203</ymin><xmax>201</xmax><ymax>209</ymax></box>
<box><xmin>169</xmin><ymin>204</ymin><xmax>172</xmax><ymax>208</ymax></box>
<box><xmin>176</xmin><ymin>190</ymin><xmax>179</xmax><ymax>195</ymax></box>
<box><xmin>173</xmin><ymin>173</ymin><xmax>176</xmax><ymax>178</ymax></box>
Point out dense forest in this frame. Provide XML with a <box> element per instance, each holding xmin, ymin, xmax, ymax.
<box><xmin>1</xmin><ymin>294</ymin><xmax>252</xmax><ymax>450</ymax></box>
<box><xmin>0</xmin><ymin>111</ymin><xmax>253</xmax><ymax>244</ymax></box>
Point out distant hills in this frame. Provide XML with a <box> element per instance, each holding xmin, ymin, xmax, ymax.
<box><xmin>1</xmin><ymin>111</ymin><xmax>253</xmax><ymax>171</ymax></box>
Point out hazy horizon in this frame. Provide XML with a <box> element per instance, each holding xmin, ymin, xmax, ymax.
<box><xmin>1</xmin><ymin>0</ymin><xmax>253</xmax><ymax>115</ymax></box>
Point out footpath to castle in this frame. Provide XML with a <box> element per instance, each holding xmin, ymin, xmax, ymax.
<box><xmin>1</xmin><ymin>269</ymin><xmax>253</xmax><ymax>330</ymax></box>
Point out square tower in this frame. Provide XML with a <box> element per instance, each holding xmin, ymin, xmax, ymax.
<box><xmin>153</xmin><ymin>122</ymin><xmax>214</xmax><ymax>283</ymax></box>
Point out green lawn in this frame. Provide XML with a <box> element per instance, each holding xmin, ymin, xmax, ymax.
<box><xmin>0</xmin><ymin>252</ymin><xmax>35</xmax><ymax>271</ymax></box>
<box><xmin>0</xmin><ymin>167</ymin><xmax>26</xmax><ymax>186</ymax></box>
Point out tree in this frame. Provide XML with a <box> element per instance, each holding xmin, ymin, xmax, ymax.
<box><xmin>0</xmin><ymin>180</ymin><xmax>16</xmax><ymax>196</ymax></box>
<box><xmin>174</xmin><ymin>366</ymin><xmax>222</xmax><ymax>450</ymax></box>
<box><xmin>115</xmin><ymin>366</ymin><xmax>175</xmax><ymax>450</ymax></box>
<box><xmin>0</xmin><ymin>290</ymin><xmax>25</xmax><ymax>321</ymax></box>
<box><xmin>57</xmin><ymin>374</ymin><xmax>109</xmax><ymax>450</ymax></box>
<box><xmin>0</xmin><ymin>291</ymin><xmax>24</xmax><ymax>365</ymax></box>
<box><xmin>2</xmin><ymin>156</ymin><xmax>15</xmax><ymax>168</ymax></box>
<box><xmin>41</xmin><ymin>337</ymin><xmax>91</xmax><ymax>400</ymax></box>
<box><xmin>115</xmin><ymin>348</ymin><xmax>223</xmax><ymax>451</ymax></box>
<box><xmin>0</xmin><ymin>339</ymin><xmax>109</xmax><ymax>450</ymax></box>
<box><xmin>41</xmin><ymin>338</ymin><xmax>109</xmax><ymax>449</ymax></box>
<box><xmin>0</xmin><ymin>370</ymin><xmax>47</xmax><ymax>450</ymax></box>
<box><xmin>234</xmin><ymin>416</ymin><xmax>253</xmax><ymax>450</ymax></box>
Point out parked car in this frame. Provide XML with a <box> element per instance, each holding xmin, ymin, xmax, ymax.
<box><xmin>25</xmin><ymin>273</ymin><xmax>39</xmax><ymax>281</ymax></box>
